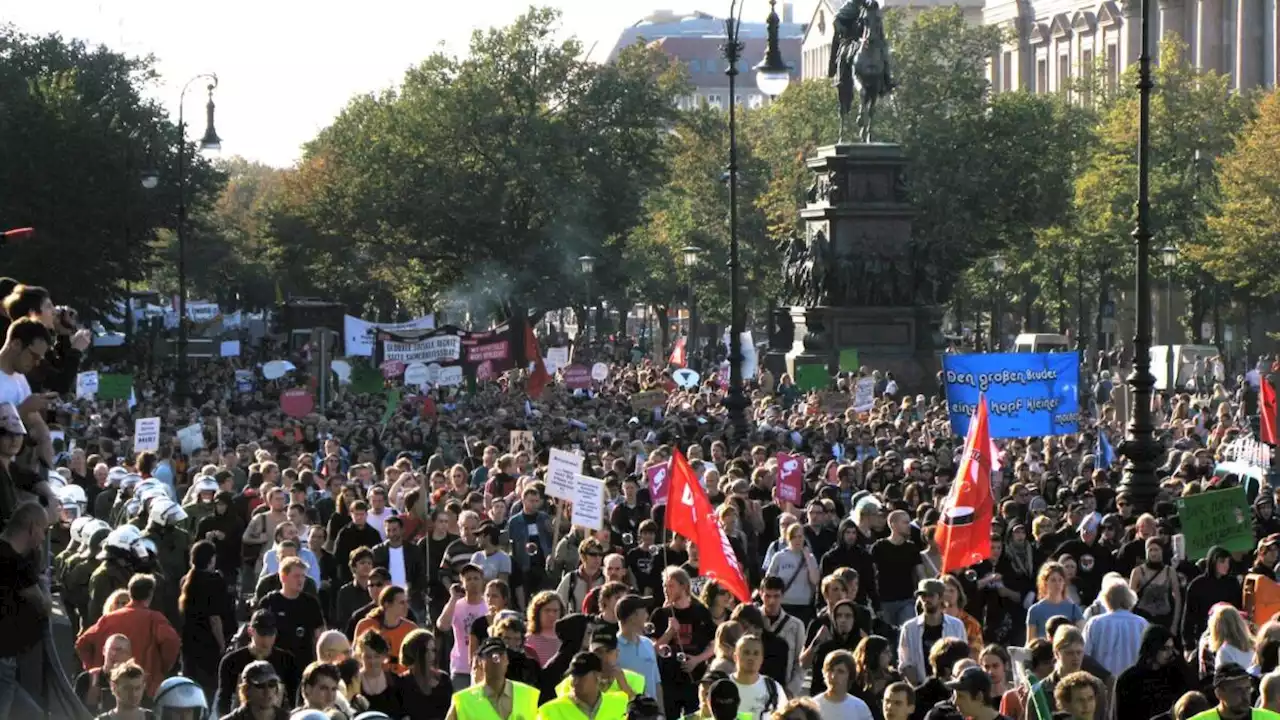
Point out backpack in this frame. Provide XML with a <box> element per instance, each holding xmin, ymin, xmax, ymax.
<box><xmin>763</xmin><ymin>676</ymin><xmax>781</xmax><ymax>714</ymax></box>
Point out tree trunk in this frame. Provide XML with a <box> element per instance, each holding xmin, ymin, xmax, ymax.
<box><xmin>1189</xmin><ymin>286</ymin><xmax>1208</xmax><ymax>344</ymax></box>
<box><xmin>656</xmin><ymin>305</ymin><xmax>670</xmax><ymax>358</ymax></box>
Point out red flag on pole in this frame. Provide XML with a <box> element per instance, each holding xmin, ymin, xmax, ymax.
<box><xmin>524</xmin><ymin>324</ymin><xmax>550</xmax><ymax>400</ymax></box>
<box><xmin>666</xmin><ymin>447</ymin><xmax>752</xmax><ymax>602</ymax></box>
<box><xmin>669</xmin><ymin>337</ymin><xmax>687</xmax><ymax>368</ymax></box>
<box><xmin>937</xmin><ymin>392</ymin><xmax>994</xmax><ymax>573</ymax></box>
<box><xmin>1262</xmin><ymin>380</ymin><xmax>1278</xmax><ymax>446</ymax></box>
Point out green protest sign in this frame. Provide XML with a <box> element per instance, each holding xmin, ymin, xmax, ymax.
<box><xmin>794</xmin><ymin>363</ymin><xmax>829</xmax><ymax>391</ymax></box>
<box><xmin>380</xmin><ymin>389</ymin><xmax>402</xmax><ymax>426</ymax></box>
<box><xmin>97</xmin><ymin>373</ymin><xmax>133</xmax><ymax>401</ymax></box>
<box><xmin>839</xmin><ymin>348</ymin><xmax>860</xmax><ymax>373</ymax></box>
<box><xmin>1177</xmin><ymin>486</ymin><xmax>1254</xmax><ymax>561</ymax></box>
<box><xmin>349</xmin><ymin>363</ymin><xmax>384</xmax><ymax>395</ymax></box>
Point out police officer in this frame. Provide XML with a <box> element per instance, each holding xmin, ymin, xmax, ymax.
<box><xmin>536</xmin><ymin>652</ymin><xmax>629</xmax><ymax>720</ymax></box>
<box><xmin>87</xmin><ymin>525</ymin><xmax>142</xmax><ymax>624</ymax></box>
<box><xmin>446</xmin><ymin>637</ymin><xmax>540</xmax><ymax>720</ymax></box>
<box><xmin>152</xmin><ymin>675</ymin><xmax>210</xmax><ymax>720</ymax></box>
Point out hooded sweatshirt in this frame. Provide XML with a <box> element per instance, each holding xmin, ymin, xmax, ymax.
<box><xmin>820</xmin><ymin>518</ymin><xmax>879</xmax><ymax>607</ymax></box>
<box><xmin>1182</xmin><ymin>546</ymin><xmax>1242</xmax><ymax>645</ymax></box>
<box><xmin>1114</xmin><ymin>625</ymin><xmax>1193</xmax><ymax>719</ymax></box>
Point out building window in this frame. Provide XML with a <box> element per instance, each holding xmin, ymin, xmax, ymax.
<box><xmin>707</xmin><ymin>94</ymin><xmax>723</xmax><ymax>109</ymax></box>
<box><xmin>1003</xmin><ymin>51</ymin><xmax>1013</xmax><ymax>90</ymax></box>
<box><xmin>1057</xmin><ymin>54</ymin><xmax>1070</xmax><ymax>95</ymax></box>
<box><xmin>1036</xmin><ymin>57</ymin><xmax>1049</xmax><ymax>92</ymax></box>
<box><xmin>1081</xmin><ymin>48</ymin><xmax>1094</xmax><ymax>104</ymax></box>
<box><xmin>749</xmin><ymin>93</ymin><xmax>764</xmax><ymax>108</ymax></box>
<box><xmin>1106</xmin><ymin>44</ymin><xmax>1119</xmax><ymax>90</ymax></box>
<box><xmin>688</xmin><ymin>59</ymin><xmax>701</xmax><ymax>74</ymax></box>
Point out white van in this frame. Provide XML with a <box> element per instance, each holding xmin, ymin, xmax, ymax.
<box><xmin>1150</xmin><ymin>344</ymin><xmax>1219</xmax><ymax>391</ymax></box>
<box><xmin>1013</xmin><ymin>333</ymin><xmax>1072</xmax><ymax>353</ymax></box>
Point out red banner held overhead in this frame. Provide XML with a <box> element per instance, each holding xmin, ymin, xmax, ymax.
<box><xmin>937</xmin><ymin>392</ymin><xmax>995</xmax><ymax>573</ymax></box>
<box><xmin>666</xmin><ymin>447</ymin><xmax>751</xmax><ymax>602</ymax></box>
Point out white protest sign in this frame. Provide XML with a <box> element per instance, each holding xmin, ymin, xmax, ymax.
<box><xmin>177</xmin><ymin>423</ymin><xmax>205</xmax><ymax>454</ymax></box>
<box><xmin>591</xmin><ymin>362</ymin><xmax>609</xmax><ymax>382</ymax></box>
<box><xmin>343</xmin><ymin>314</ymin><xmax>436</xmax><ymax>357</ymax></box>
<box><xmin>404</xmin><ymin>363</ymin><xmax>430</xmax><ymax>386</ymax></box>
<box><xmin>382</xmin><ymin>335</ymin><xmax>461</xmax><ymax>364</ymax></box>
<box><xmin>75</xmin><ymin>371</ymin><xmax>99</xmax><ymax>399</ymax></box>
<box><xmin>854</xmin><ymin>377</ymin><xmax>876</xmax><ymax>412</ymax></box>
<box><xmin>134</xmin><ymin>417</ymin><xmax>161</xmax><ymax>452</ymax></box>
<box><xmin>672</xmin><ymin>368</ymin><xmax>700</xmax><ymax>389</ymax></box>
<box><xmin>436</xmin><ymin>365</ymin><xmax>464</xmax><ymax>387</ymax></box>
<box><xmin>220</xmin><ymin>340</ymin><xmax>241</xmax><ymax>357</ymax></box>
<box><xmin>547</xmin><ymin>448</ymin><xmax>583</xmax><ymax>500</ymax></box>
<box><xmin>570</xmin><ymin>474</ymin><xmax>606</xmax><ymax>531</ymax></box>
<box><xmin>546</xmin><ymin>347</ymin><xmax>570</xmax><ymax>375</ymax></box>
<box><xmin>510</xmin><ymin>430</ymin><xmax>535</xmax><ymax>455</ymax></box>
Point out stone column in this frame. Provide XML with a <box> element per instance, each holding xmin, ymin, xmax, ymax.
<box><xmin>1197</xmin><ymin>0</ymin><xmax>1224</xmax><ymax>72</ymax></box>
<box><xmin>1161</xmin><ymin>0</ymin><xmax>1188</xmax><ymax>57</ymax></box>
<box><xmin>1237</xmin><ymin>0</ymin><xmax>1263</xmax><ymax>88</ymax></box>
<box><xmin>1123</xmin><ymin>0</ymin><xmax>1145</xmax><ymax>64</ymax></box>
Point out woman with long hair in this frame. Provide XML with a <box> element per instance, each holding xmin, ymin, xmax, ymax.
<box><xmin>1026</xmin><ymin>561</ymin><xmax>1082</xmax><ymax>643</ymax></box>
<box><xmin>354</xmin><ymin>585</ymin><xmax>419</xmax><ymax>675</ymax></box>
<box><xmin>1208</xmin><ymin>605</ymin><xmax>1255</xmax><ymax>677</ymax></box>
<box><xmin>850</xmin><ymin>635</ymin><xmax>900</xmax><ymax>720</ymax></box>
<box><xmin>525</xmin><ymin>590</ymin><xmax>564</xmax><ymax>667</ymax></box>
<box><xmin>395</xmin><ymin>629</ymin><xmax>452</xmax><ymax>720</ymax></box>
<box><xmin>699</xmin><ymin>579</ymin><xmax>736</xmax><ymax>624</ymax></box>
<box><xmin>178</xmin><ymin>540</ymin><xmax>235</xmax><ymax>700</ymax></box>
<box><xmin>979</xmin><ymin>644</ymin><xmax>1013</xmax><ymax>709</ymax></box>
<box><xmin>941</xmin><ymin>574</ymin><xmax>983</xmax><ymax>656</ymax></box>
<box><xmin>349</xmin><ymin>630</ymin><xmax>404</xmax><ymax>717</ymax></box>
<box><xmin>1130</xmin><ymin>537</ymin><xmax>1181</xmax><ymax>630</ymax></box>
<box><xmin>708</xmin><ymin>621</ymin><xmax>744</xmax><ymax>675</ymax></box>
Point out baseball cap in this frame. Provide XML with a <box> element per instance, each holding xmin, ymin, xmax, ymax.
<box><xmin>241</xmin><ymin>660</ymin><xmax>279</xmax><ymax>685</ymax></box>
<box><xmin>589</xmin><ymin>628</ymin><xmax>618</xmax><ymax>652</ymax></box>
<box><xmin>1214</xmin><ymin>662</ymin><xmax>1251</xmax><ymax>687</ymax></box>
<box><xmin>475</xmin><ymin>637</ymin><xmax>506</xmax><ymax>658</ymax></box>
<box><xmin>708</xmin><ymin>678</ymin><xmax>740</xmax><ymax>713</ymax></box>
<box><xmin>249</xmin><ymin>610</ymin><xmax>277</xmax><ymax>635</ymax></box>
<box><xmin>569</xmin><ymin>651</ymin><xmax>604</xmax><ymax>677</ymax></box>
<box><xmin>915</xmin><ymin>579</ymin><xmax>945</xmax><ymax>597</ymax></box>
<box><xmin>1261</xmin><ymin>534</ymin><xmax>1280</xmax><ymax>550</ymax></box>
<box><xmin>700</xmin><ymin>669</ymin><xmax>731</xmax><ymax>687</ymax></box>
<box><xmin>945</xmin><ymin>666</ymin><xmax>992</xmax><ymax>695</ymax></box>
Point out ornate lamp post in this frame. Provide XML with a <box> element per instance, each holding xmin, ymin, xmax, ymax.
<box><xmin>723</xmin><ymin>0</ymin><xmax>791</xmax><ymax>436</ymax></box>
<box><xmin>578</xmin><ymin>255</ymin><xmax>596</xmax><ymax>342</ymax></box>
<box><xmin>176</xmin><ymin>73</ymin><xmax>221</xmax><ymax>401</ymax></box>
<box><xmin>1119</xmin><ymin>0</ymin><xmax>1161</xmax><ymax>514</ymax></box>
<box><xmin>1161</xmin><ymin>245</ymin><xmax>1178</xmax><ymax>394</ymax></box>
<box><xmin>682</xmin><ymin>246</ymin><xmax>702</xmax><ymax>364</ymax></box>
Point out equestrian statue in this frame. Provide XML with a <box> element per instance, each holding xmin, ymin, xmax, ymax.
<box><xmin>829</xmin><ymin>0</ymin><xmax>896</xmax><ymax>143</ymax></box>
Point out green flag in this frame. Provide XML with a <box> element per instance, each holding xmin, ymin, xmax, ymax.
<box><xmin>380</xmin><ymin>389</ymin><xmax>401</xmax><ymax>426</ymax></box>
<box><xmin>97</xmin><ymin>373</ymin><xmax>133</xmax><ymax>401</ymax></box>
<box><xmin>1025</xmin><ymin>672</ymin><xmax>1052</xmax><ymax>720</ymax></box>
<box><xmin>349</xmin><ymin>362</ymin><xmax>384</xmax><ymax>395</ymax></box>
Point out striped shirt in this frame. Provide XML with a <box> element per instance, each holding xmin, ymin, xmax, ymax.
<box><xmin>1083</xmin><ymin>608</ymin><xmax>1150</xmax><ymax>676</ymax></box>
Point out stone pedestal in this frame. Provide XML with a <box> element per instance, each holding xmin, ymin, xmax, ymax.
<box><xmin>767</xmin><ymin>142</ymin><xmax>943</xmax><ymax>393</ymax></box>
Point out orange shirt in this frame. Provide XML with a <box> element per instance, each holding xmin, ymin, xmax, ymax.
<box><xmin>353</xmin><ymin>616</ymin><xmax>418</xmax><ymax>674</ymax></box>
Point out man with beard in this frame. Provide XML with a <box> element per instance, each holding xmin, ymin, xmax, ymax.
<box><xmin>897</xmin><ymin>580</ymin><xmax>966</xmax><ymax>685</ymax></box>
<box><xmin>1114</xmin><ymin>625</ymin><xmax>1192</xmax><ymax>719</ymax></box>
<box><xmin>652</xmin><ymin>567</ymin><xmax>716</xmax><ymax>720</ymax></box>
<box><xmin>803</xmin><ymin>599</ymin><xmax>862</xmax><ymax>696</ymax></box>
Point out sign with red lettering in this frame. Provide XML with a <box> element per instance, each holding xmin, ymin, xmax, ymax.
<box><xmin>563</xmin><ymin>364</ymin><xmax>592</xmax><ymax>389</ymax></box>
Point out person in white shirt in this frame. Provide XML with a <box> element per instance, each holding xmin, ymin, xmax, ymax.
<box><xmin>732</xmin><ymin>633</ymin><xmax>787</xmax><ymax>720</ymax></box>
<box><xmin>364</xmin><ymin>485</ymin><xmax>395</xmax><ymax>539</ymax></box>
<box><xmin>811</xmin><ymin>649</ymin><xmax>873</xmax><ymax>720</ymax></box>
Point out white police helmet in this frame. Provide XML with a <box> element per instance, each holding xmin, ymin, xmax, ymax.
<box><xmin>106</xmin><ymin>467</ymin><xmax>130</xmax><ymax>487</ymax></box>
<box><xmin>192</xmin><ymin>476</ymin><xmax>219</xmax><ymax>496</ymax></box>
<box><xmin>153</xmin><ymin>675</ymin><xmax>209</xmax><ymax>718</ymax></box>
<box><xmin>133</xmin><ymin>536</ymin><xmax>158</xmax><ymax>560</ymax></box>
<box><xmin>69</xmin><ymin>516</ymin><xmax>93</xmax><ymax>544</ymax></box>
<box><xmin>149</xmin><ymin>498</ymin><xmax>188</xmax><ymax>527</ymax></box>
<box><xmin>58</xmin><ymin>484</ymin><xmax>88</xmax><ymax>513</ymax></box>
<box><xmin>354</xmin><ymin>712</ymin><xmax>394</xmax><ymax>720</ymax></box>
<box><xmin>98</xmin><ymin>525</ymin><xmax>143</xmax><ymax>559</ymax></box>
<box><xmin>288</xmin><ymin>711</ymin><xmax>331</xmax><ymax>720</ymax></box>
<box><xmin>44</xmin><ymin>468</ymin><xmax>66</xmax><ymax>493</ymax></box>
<box><xmin>120</xmin><ymin>473</ymin><xmax>143</xmax><ymax>491</ymax></box>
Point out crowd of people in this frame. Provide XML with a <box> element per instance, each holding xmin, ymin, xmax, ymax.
<box><xmin>2</xmin><ymin>279</ymin><xmax>1280</xmax><ymax>720</ymax></box>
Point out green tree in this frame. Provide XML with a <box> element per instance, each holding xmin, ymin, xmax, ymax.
<box><xmin>0</xmin><ymin>28</ymin><xmax>223</xmax><ymax>317</ymax></box>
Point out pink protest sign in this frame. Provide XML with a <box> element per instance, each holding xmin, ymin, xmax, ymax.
<box><xmin>776</xmin><ymin>452</ymin><xmax>804</xmax><ymax>505</ymax></box>
<box><xmin>647</xmin><ymin>461</ymin><xmax>671</xmax><ymax>505</ymax></box>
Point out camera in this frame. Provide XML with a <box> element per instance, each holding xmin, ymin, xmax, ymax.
<box><xmin>622</xmin><ymin>533</ymin><xmax>634</xmax><ymax>545</ymax></box>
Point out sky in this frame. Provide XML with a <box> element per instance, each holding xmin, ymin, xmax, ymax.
<box><xmin>4</xmin><ymin>0</ymin><xmax>817</xmax><ymax>168</ymax></box>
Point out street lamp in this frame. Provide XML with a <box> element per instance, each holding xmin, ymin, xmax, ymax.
<box><xmin>723</xmin><ymin>0</ymin><xmax>790</xmax><ymax>437</ymax></box>
<box><xmin>578</xmin><ymin>255</ymin><xmax>596</xmax><ymax>342</ymax></box>
<box><xmin>1119</xmin><ymin>0</ymin><xmax>1161</xmax><ymax>514</ymax></box>
<box><xmin>682</xmin><ymin>246</ymin><xmax>702</xmax><ymax>366</ymax></box>
<box><xmin>175</xmin><ymin>73</ymin><xmax>221</xmax><ymax>401</ymax></box>
<box><xmin>1161</xmin><ymin>245</ymin><xmax>1178</xmax><ymax>395</ymax></box>
<box><xmin>991</xmin><ymin>255</ymin><xmax>1006</xmax><ymax>351</ymax></box>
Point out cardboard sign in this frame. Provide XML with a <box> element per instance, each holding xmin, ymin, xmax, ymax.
<box><xmin>546</xmin><ymin>347</ymin><xmax>570</xmax><ymax>375</ymax></box>
<box><xmin>177</xmin><ymin>423</ymin><xmax>205</xmax><ymax>454</ymax></box>
<box><xmin>563</xmin><ymin>364</ymin><xmax>592</xmax><ymax>390</ymax></box>
<box><xmin>776</xmin><ymin>452</ymin><xmax>804</xmax><ymax>504</ymax></box>
<box><xmin>134</xmin><ymin>417</ymin><xmax>161</xmax><ymax>452</ymax></box>
<box><xmin>630</xmin><ymin>390</ymin><xmax>667</xmax><ymax>411</ymax></box>
<box><xmin>510</xmin><ymin>430</ymin><xmax>535</xmax><ymax>455</ymax></box>
<box><xmin>570</xmin><ymin>474</ymin><xmax>606</xmax><ymax>531</ymax></box>
<box><xmin>547</xmin><ymin>448</ymin><xmax>583</xmax><ymax>500</ymax></box>
<box><xmin>794</xmin><ymin>363</ymin><xmax>828</xmax><ymax>391</ymax></box>
<box><xmin>818</xmin><ymin>391</ymin><xmax>850</xmax><ymax>414</ymax></box>
<box><xmin>853</xmin><ymin>377</ymin><xmax>876</xmax><ymax>412</ymax></box>
<box><xmin>404</xmin><ymin>363</ymin><xmax>429</xmax><ymax>387</ymax></box>
<box><xmin>591</xmin><ymin>362</ymin><xmax>609</xmax><ymax>381</ymax></box>
<box><xmin>75</xmin><ymin>371</ymin><xmax>99</xmax><ymax>400</ymax></box>
<box><xmin>647</xmin><ymin>461</ymin><xmax>671</xmax><ymax>505</ymax></box>
<box><xmin>436</xmin><ymin>365</ymin><xmax>464</xmax><ymax>387</ymax></box>
<box><xmin>1178</xmin><ymin>486</ymin><xmax>1254</xmax><ymax>561</ymax></box>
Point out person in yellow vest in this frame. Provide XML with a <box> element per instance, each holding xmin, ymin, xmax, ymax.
<box><xmin>537</xmin><ymin>652</ymin><xmax>629</xmax><ymax>720</ymax></box>
<box><xmin>1188</xmin><ymin>663</ymin><xmax>1280</xmax><ymax>720</ymax></box>
<box><xmin>555</xmin><ymin>629</ymin><xmax>642</xmax><ymax>700</ymax></box>
<box><xmin>446</xmin><ymin>637</ymin><xmax>540</xmax><ymax>720</ymax></box>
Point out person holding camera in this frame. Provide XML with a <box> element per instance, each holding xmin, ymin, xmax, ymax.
<box><xmin>2</xmin><ymin>284</ymin><xmax>91</xmax><ymax>395</ymax></box>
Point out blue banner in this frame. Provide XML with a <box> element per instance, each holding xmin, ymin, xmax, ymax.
<box><xmin>942</xmin><ymin>352</ymin><xmax>1080</xmax><ymax>438</ymax></box>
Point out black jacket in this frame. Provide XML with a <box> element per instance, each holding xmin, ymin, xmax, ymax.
<box><xmin>372</xmin><ymin>540</ymin><xmax>427</xmax><ymax>601</ymax></box>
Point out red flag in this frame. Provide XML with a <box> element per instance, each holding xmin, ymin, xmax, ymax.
<box><xmin>1263</xmin><ymin>380</ymin><xmax>1278</xmax><ymax>445</ymax></box>
<box><xmin>937</xmin><ymin>393</ymin><xmax>994</xmax><ymax>573</ymax></box>
<box><xmin>669</xmin><ymin>337</ymin><xmax>687</xmax><ymax>368</ymax></box>
<box><xmin>524</xmin><ymin>325</ymin><xmax>550</xmax><ymax>400</ymax></box>
<box><xmin>666</xmin><ymin>447</ymin><xmax>751</xmax><ymax>602</ymax></box>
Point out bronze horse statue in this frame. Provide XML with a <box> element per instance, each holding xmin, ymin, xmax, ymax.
<box><xmin>829</xmin><ymin>0</ymin><xmax>895</xmax><ymax>143</ymax></box>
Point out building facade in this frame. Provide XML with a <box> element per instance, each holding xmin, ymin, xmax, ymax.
<box><xmin>606</xmin><ymin>9</ymin><xmax>805</xmax><ymax>109</ymax></box>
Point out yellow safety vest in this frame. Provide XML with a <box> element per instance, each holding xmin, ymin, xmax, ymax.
<box><xmin>554</xmin><ymin>669</ymin><xmax>645</xmax><ymax>699</ymax></box>
<box><xmin>1189</xmin><ymin>710</ymin><xmax>1280</xmax><ymax>720</ymax></box>
<box><xmin>535</xmin><ymin>692</ymin><xmax>629</xmax><ymax>720</ymax></box>
<box><xmin>451</xmin><ymin>680</ymin><xmax>540</xmax><ymax>720</ymax></box>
